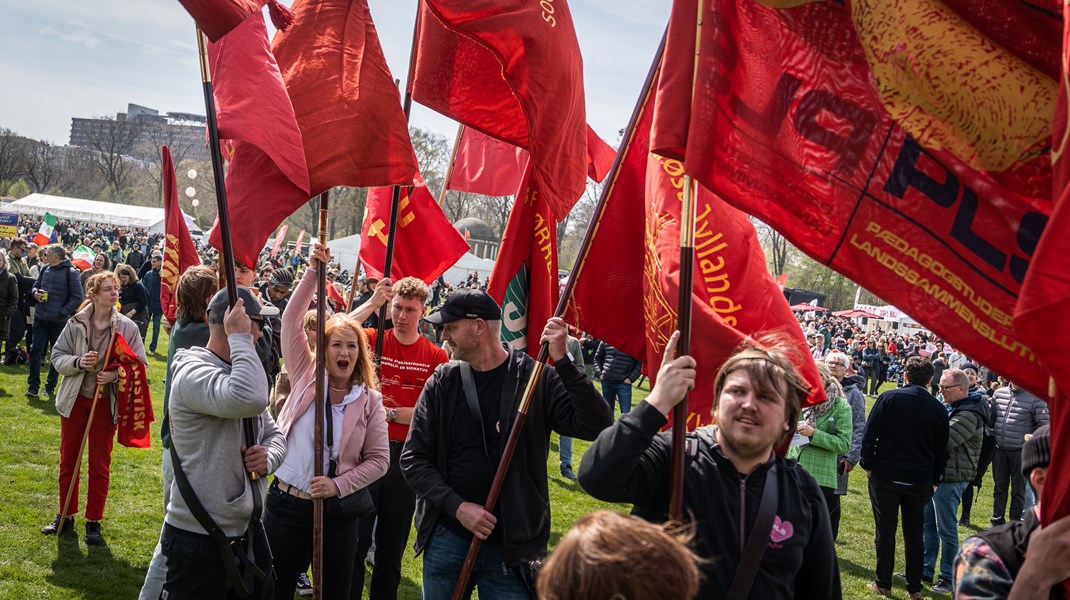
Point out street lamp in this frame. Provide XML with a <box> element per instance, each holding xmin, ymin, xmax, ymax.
<box><xmin>187</xmin><ymin>167</ymin><xmax>200</xmax><ymax>228</ymax></box>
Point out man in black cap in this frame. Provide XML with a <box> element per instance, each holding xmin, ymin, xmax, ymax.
<box><xmin>400</xmin><ymin>289</ymin><xmax>612</xmax><ymax>599</ymax></box>
<box><xmin>954</xmin><ymin>424</ymin><xmax>1070</xmax><ymax>598</ymax></box>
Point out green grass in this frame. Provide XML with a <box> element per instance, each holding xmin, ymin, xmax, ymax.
<box><xmin>0</xmin><ymin>340</ymin><xmax>1000</xmax><ymax>599</ymax></box>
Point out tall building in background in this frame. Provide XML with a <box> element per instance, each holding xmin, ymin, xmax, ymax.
<box><xmin>69</xmin><ymin>103</ymin><xmax>209</xmax><ymax>162</ymax></box>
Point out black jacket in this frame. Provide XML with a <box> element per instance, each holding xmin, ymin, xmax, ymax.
<box><xmin>861</xmin><ymin>384</ymin><xmax>950</xmax><ymax>486</ymax></box>
<box><xmin>401</xmin><ymin>347</ymin><xmax>612</xmax><ymax>566</ymax></box>
<box><xmin>594</xmin><ymin>342</ymin><xmax>642</xmax><ymax>384</ymax></box>
<box><xmin>578</xmin><ymin>402</ymin><xmax>841</xmax><ymax>599</ymax></box>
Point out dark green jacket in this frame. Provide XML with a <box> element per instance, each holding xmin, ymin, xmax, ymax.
<box><xmin>944</xmin><ymin>396</ymin><xmax>986</xmax><ymax>483</ymax></box>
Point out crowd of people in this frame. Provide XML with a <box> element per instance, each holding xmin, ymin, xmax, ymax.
<box><xmin>2</xmin><ymin>217</ymin><xmax>1069</xmax><ymax>600</ymax></box>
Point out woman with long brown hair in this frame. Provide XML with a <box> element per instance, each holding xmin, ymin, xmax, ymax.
<box><xmin>266</xmin><ymin>243</ymin><xmax>389</xmax><ymax>599</ymax></box>
<box><xmin>41</xmin><ymin>271</ymin><xmax>146</xmax><ymax>545</ymax></box>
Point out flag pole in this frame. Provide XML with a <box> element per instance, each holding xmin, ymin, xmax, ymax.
<box><xmin>195</xmin><ymin>27</ymin><xmax>260</xmax><ymax>481</ymax></box>
<box><xmin>60</xmin><ymin>321</ymin><xmax>118</xmax><ymax>524</ymax></box>
<box><xmin>312</xmin><ymin>192</ymin><xmax>329</xmax><ymax>600</ymax></box>
<box><xmin>374</xmin><ymin>3</ymin><xmax>422</xmax><ymax>368</ymax></box>
<box><xmin>450</xmin><ymin>26</ymin><xmax>669</xmax><ymax>600</ymax></box>
<box><xmin>669</xmin><ymin>0</ymin><xmax>706</xmax><ymax>521</ymax></box>
<box><xmin>438</xmin><ymin>123</ymin><xmax>465</xmax><ymax>207</ymax></box>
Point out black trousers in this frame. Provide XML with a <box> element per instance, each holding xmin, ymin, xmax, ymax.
<box><xmin>869</xmin><ymin>477</ymin><xmax>933</xmax><ymax>593</ymax></box>
<box><xmin>820</xmin><ymin>486</ymin><xmax>842</xmax><ymax>540</ymax></box>
<box><xmin>160</xmin><ymin>522</ymin><xmax>274</xmax><ymax>600</ymax></box>
<box><xmin>353</xmin><ymin>442</ymin><xmax>417</xmax><ymax>600</ymax></box>
<box><xmin>992</xmin><ymin>447</ymin><xmax>1026</xmax><ymax>522</ymax></box>
<box><xmin>264</xmin><ymin>481</ymin><xmax>360</xmax><ymax>600</ymax></box>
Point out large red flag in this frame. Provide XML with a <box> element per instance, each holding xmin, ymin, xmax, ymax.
<box><xmin>653</xmin><ymin>0</ymin><xmax>1053</xmax><ymax>394</ymax></box>
<box><xmin>411</xmin><ymin>0</ymin><xmax>587</xmax><ymax>219</ymax></box>
<box><xmin>177</xmin><ymin>0</ymin><xmax>265</xmax><ymax>42</ymax></box>
<box><xmin>105</xmin><ymin>332</ymin><xmax>154</xmax><ymax>449</ymax></box>
<box><xmin>271</xmin><ymin>0</ymin><xmax>417</xmax><ymax>194</ymax></box>
<box><xmin>206</xmin><ymin>13</ymin><xmax>310</xmax><ymax>269</ymax></box>
<box><xmin>161</xmin><ymin>145</ymin><xmax>202</xmax><ymax>327</ymax></box>
<box><xmin>360</xmin><ymin>173</ymin><xmax>470</xmax><ymax>285</ymax></box>
<box><xmin>1014</xmin><ymin>4</ymin><xmax>1070</xmax><ymax>589</ymax></box>
<box><xmin>564</xmin><ymin>50</ymin><xmax>825</xmax><ymax>430</ymax></box>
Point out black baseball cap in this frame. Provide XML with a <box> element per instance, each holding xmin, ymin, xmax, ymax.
<box><xmin>207</xmin><ymin>286</ymin><xmax>279</xmax><ymax>322</ymax></box>
<box><xmin>424</xmin><ymin>289</ymin><xmax>501</xmax><ymax>324</ymax></box>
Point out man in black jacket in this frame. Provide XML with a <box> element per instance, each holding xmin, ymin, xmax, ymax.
<box><xmin>861</xmin><ymin>356</ymin><xmax>950</xmax><ymax>599</ymax></box>
<box><xmin>400</xmin><ymin>290</ymin><xmax>611</xmax><ymax>599</ymax></box>
<box><xmin>579</xmin><ymin>333</ymin><xmax>841</xmax><ymax>599</ymax></box>
<box><xmin>594</xmin><ymin>341</ymin><xmax>642</xmax><ymax>415</ymax></box>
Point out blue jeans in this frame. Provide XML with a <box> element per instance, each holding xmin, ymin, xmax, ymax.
<box><xmin>1024</xmin><ymin>482</ymin><xmax>1036</xmax><ymax>513</ymax></box>
<box><xmin>148</xmin><ymin>310</ymin><xmax>163</xmax><ymax>351</ymax></box>
<box><xmin>422</xmin><ymin>524</ymin><xmax>529</xmax><ymax>600</ymax></box>
<box><xmin>559</xmin><ymin>435</ymin><xmax>572</xmax><ymax>469</ymax></box>
<box><xmin>28</xmin><ymin>318</ymin><xmax>64</xmax><ymax>392</ymax></box>
<box><xmin>923</xmin><ymin>481</ymin><xmax>968</xmax><ymax>583</ymax></box>
<box><xmin>601</xmin><ymin>381</ymin><xmax>633</xmax><ymax>414</ymax></box>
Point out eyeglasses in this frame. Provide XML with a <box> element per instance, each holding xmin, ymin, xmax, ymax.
<box><xmin>825</xmin><ymin>361</ymin><xmax>847</xmax><ymax>369</ymax></box>
<box><xmin>939</xmin><ymin>384</ymin><xmax>963</xmax><ymax>392</ymax></box>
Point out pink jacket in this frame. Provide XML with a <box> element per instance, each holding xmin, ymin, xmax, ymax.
<box><xmin>276</xmin><ymin>268</ymin><xmax>389</xmax><ymax>497</ymax></box>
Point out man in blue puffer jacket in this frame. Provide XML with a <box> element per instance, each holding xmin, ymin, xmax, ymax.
<box><xmin>27</xmin><ymin>245</ymin><xmax>83</xmax><ymax>398</ymax></box>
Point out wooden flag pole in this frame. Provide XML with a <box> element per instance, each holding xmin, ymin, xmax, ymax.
<box><xmin>312</xmin><ymin>192</ymin><xmax>329</xmax><ymax>600</ymax></box>
<box><xmin>60</xmin><ymin>320</ymin><xmax>118</xmax><ymax>523</ymax></box>
<box><xmin>450</xmin><ymin>28</ymin><xmax>669</xmax><ymax>600</ymax></box>
<box><xmin>374</xmin><ymin>4</ymin><xmax>421</xmax><ymax>369</ymax></box>
<box><xmin>668</xmin><ymin>0</ymin><xmax>707</xmax><ymax>522</ymax></box>
<box><xmin>438</xmin><ymin>123</ymin><xmax>465</xmax><ymax>207</ymax></box>
<box><xmin>195</xmin><ymin>27</ymin><xmax>260</xmax><ymax>480</ymax></box>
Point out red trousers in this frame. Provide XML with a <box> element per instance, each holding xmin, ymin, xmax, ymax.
<box><xmin>59</xmin><ymin>394</ymin><xmax>116</xmax><ymax>521</ymax></box>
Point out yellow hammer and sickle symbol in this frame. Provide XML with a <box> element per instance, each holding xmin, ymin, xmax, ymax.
<box><xmin>369</xmin><ymin>197</ymin><xmax>416</xmax><ymax>246</ymax></box>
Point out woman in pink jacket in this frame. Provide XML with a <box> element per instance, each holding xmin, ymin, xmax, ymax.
<box><xmin>266</xmin><ymin>243</ymin><xmax>389</xmax><ymax>599</ymax></box>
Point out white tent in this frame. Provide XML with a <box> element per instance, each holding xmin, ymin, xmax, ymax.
<box><xmin>6</xmin><ymin>193</ymin><xmax>203</xmax><ymax>236</ymax></box>
<box><xmin>324</xmin><ymin>232</ymin><xmax>495</xmax><ymax>283</ymax></box>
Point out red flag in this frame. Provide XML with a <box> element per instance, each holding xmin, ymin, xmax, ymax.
<box><xmin>487</xmin><ymin>164</ymin><xmax>559</xmax><ymax>357</ymax></box>
<box><xmin>411</xmin><ymin>0</ymin><xmax>587</xmax><ymax>219</ymax></box>
<box><xmin>1015</xmin><ymin>6</ymin><xmax>1070</xmax><ymax>584</ymax></box>
<box><xmin>325</xmin><ymin>281</ymin><xmax>347</xmax><ymax>312</ymax></box>
<box><xmin>294</xmin><ymin>229</ymin><xmax>306</xmax><ymax>257</ymax></box>
<box><xmin>177</xmin><ymin>0</ymin><xmax>265</xmax><ymax>42</ymax></box>
<box><xmin>271</xmin><ymin>0</ymin><xmax>417</xmax><ymax>194</ymax></box>
<box><xmin>564</xmin><ymin>50</ymin><xmax>824</xmax><ymax>430</ymax></box>
<box><xmin>656</xmin><ymin>0</ymin><xmax>1053</xmax><ymax>393</ymax></box>
<box><xmin>449</xmin><ymin>127</ymin><xmax>528</xmax><ymax>197</ymax></box>
<box><xmin>360</xmin><ymin>174</ymin><xmax>469</xmax><ymax>285</ymax></box>
<box><xmin>161</xmin><ymin>145</ymin><xmax>202</xmax><ymax>327</ymax></box>
<box><xmin>105</xmin><ymin>332</ymin><xmax>154</xmax><ymax>448</ymax></box>
<box><xmin>205</xmin><ymin>13</ymin><xmax>310</xmax><ymax>269</ymax></box>
<box><xmin>270</xmin><ymin>224</ymin><xmax>288</xmax><ymax>257</ymax></box>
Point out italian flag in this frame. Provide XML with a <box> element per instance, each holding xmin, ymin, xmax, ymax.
<box><xmin>33</xmin><ymin>212</ymin><xmax>57</xmax><ymax>246</ymax></box>
<box><xmin>72</xmin><ymin>245</ymin><xmax>95</xmax><ymax>272</ymax></box>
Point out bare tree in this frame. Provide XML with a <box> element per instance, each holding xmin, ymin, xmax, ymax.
<box><xmin>21</xmin><ymin>139</ymin><xmax>61</xmax><ymax>193</ymax></box>
<box><xmin>140</xmin><ymin>123</ymin><xmax>199</xmax><ymax>191</ymax></box>
<box><xmin>81</xmin><ymin>116</ymin><xmax>143</xmax><ymax>192</ymax></box>
<box><xmin>756</xmin><ymin>221</ymin><xmax>791</xmax><ymax>276</ymax></box>
<box><xmin>0</xmin><ymin>128</ymin><xmax>23</xmax><ymax>184</ymax></box>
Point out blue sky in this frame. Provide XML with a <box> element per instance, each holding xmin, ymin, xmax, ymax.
<box><xmin>0</xmin><ymin>0</ymin><xmax>668</xmax><ymax>149</ymax></box>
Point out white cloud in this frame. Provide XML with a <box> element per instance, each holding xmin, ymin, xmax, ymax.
<box><xmin>38</xmin><ymin>24</ymin><xmax>101</xmax><ymax>48</ymax></box>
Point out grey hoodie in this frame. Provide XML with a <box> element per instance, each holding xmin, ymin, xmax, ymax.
<box><xmin>165</xmin><ymin>333</ymin><xmax>286</xmax><ymax>537</ymax></box>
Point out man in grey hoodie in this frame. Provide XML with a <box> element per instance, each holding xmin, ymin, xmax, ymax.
<box><xmin>161</xmin><ymin>287</ymin><xmax>286</xmax><ymax>599</ymax></box>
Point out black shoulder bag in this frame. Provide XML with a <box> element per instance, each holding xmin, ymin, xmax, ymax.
<box><xmin>168</xmin><ymin>418</ymin><xmax>271</xmax><ymax>599</ymax></box>
<box><xmin>323</xmin><ymin>390</ymin><xmax>375</xmax><ymax>519</ymax></box>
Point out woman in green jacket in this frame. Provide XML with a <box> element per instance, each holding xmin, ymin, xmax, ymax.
<box><xmin>788</xmin><ymin>362</ymin><xmax>853</xmax><ymax>539</ymax></box>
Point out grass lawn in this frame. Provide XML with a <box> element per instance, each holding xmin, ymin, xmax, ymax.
<box><xmin>0</xmin><ymin>331</ymin><xmax>1001</xmax><ymax>599</ymax></box>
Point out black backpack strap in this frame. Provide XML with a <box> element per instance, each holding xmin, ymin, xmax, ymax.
<box><xmin>459</xmin><ymin>362</ymin><xmax>493</xmax><ymax>465</ymax></box>
<box><xmin>726</xmin><ymin>462</ymin><xmax>779</xmax><ymax>600</ymax></box>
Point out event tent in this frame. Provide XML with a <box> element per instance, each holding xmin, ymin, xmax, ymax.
<box><xmin>324</xmin><ymin>233</ymin><xmax>494</xmax><ymax>283</ymax></box>
<box><xmin>4</xmin><ymin>193</ymin><xmax>203</xmax><ymax>236</ymax></box>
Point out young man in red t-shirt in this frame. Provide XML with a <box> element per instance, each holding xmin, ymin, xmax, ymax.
<box><xmin>350</xmin><ymin>276</ymin><xmax>447</xmax><ymax>599</ymax></box>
